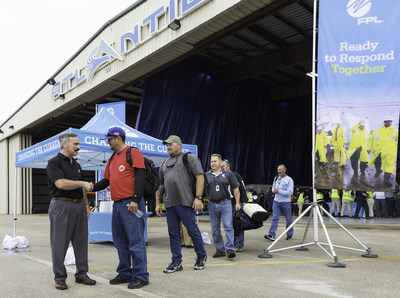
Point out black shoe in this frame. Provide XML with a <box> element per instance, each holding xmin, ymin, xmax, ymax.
<box><xmin>227</xmin><ymin>249</ymin><xmax>236</xmax><ymax>258</ymax></box>
<box><xmin>264</xmin><ymin>234</ymin><xmax>275</xmax><ymax>241</ymax></box>
<box><xmin>127</xmin><ymin>277</ymin><xmax>149</xmax><ymax>289</ymax></box>
<box><xmin>186</xmin><ymin>245</ymin><xmax>194</xmax><ymax>248</ymax></box>
<box><xmin>213</xmin><ymin>250</ymin><xmax>226</xmax><ymax>258</ymax></box>
<box><xmin>110</xmin><ymin>274</ymin><xmax>132</xmax><ymax>285</ymax></box>
<box><xmin>286</xmin><ymin>235</ymin><xmax>293</xmax><ymax>240</ymax></box>
<box><xmin>194</xmin><ymin>255</ymin><xmax>207</xmax><ymax>270</ymax></box>
<box><xmin>163</xmin><ymin>262</ymin><xmax>183</xmax><ymax>273</ymax></box>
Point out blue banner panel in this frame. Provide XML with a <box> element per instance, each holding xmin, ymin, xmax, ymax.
<box><xmin>97</xmin><ymin>102</ymin><xmax>126</xmax><ymax>201</ymax></box>
<box><xmin>316</xmin><ymin>0</ymin><xmax>399</xmax><ymax>191</ymax></box>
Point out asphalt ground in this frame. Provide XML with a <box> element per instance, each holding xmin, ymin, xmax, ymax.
<box><xmin>1</xmin><ymin>214</ymin><xmax>400</xmax><ymax>298</ymax></box>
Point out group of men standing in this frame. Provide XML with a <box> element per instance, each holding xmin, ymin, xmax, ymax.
<box><xmin>315</xmin><ymin>116</ymin><xmax>398</xmax><ymax>187</ymax></box>
<box><xmin>46</xmin><ymin>129</ymin><xmax>260</xmax><ymax>291</ymax></box>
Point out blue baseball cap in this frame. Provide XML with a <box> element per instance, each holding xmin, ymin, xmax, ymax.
<box><xmin>101</xmin><ymin>126</ymin><xmax>125</xmax><ymax>140</ymax></box>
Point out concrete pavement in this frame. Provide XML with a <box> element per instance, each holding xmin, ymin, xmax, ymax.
<box><xmin>1</xmin><ymin>214</ymin><xmax>400</xmax><ymax>297</ymax></box>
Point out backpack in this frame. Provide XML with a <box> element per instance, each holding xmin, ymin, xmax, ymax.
<box><xmin>182</xmin><ymin>152</ymin><xmax>208</xmax><ymax>199</ymax></box>
<box><xmin>109</xmin><ymin>146</ymin><xmax>160</xmax><ymax>201</ymax></box>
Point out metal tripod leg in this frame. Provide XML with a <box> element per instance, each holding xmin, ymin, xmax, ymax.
<box><xmin>258</xmin><ymin>203</ymin><xmax>314</xmax><ymax>258</ymax></box>
<box><xmin>296</xmin><ymin>207</ymin><xmax>313</xmax><ymax>251</ymax></box>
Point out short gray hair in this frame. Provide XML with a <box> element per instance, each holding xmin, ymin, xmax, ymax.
<box><xmin>59</xmin><ymin>133</ymin><xmax>78</xmax><ymax>149</ymax></box>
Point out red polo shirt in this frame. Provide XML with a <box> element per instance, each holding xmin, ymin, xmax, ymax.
<box><xmin>103</xmin><ymin>146</ymin><xmax>145</xmax><ymax>201</ymax></box>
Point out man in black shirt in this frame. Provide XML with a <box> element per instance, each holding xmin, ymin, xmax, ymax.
<box><xmin>46</xmin><ymin>132</ymin><xmax>95</xmax><ymax>290</ymax></box>
<box><xmin>206</xmin><ymin>154</ymin><xmax>240</xmax><ymax>259</ymax></box>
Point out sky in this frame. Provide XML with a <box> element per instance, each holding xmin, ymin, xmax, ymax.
<box><xmin>0</xmin><ymin>0</ymin><xmax>138</xmax><ymax>125</ymax></box>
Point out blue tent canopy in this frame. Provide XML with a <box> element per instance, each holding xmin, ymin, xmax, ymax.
<box><xmin>15</xmin><ymin>108</ymin><xmax>197</xmax><ymax>169</ymax></box>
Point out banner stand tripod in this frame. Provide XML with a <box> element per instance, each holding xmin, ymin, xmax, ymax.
<box><xmin>258</xmin><ymin>0</ymin><xmax>378</xmax><ymax>267</ymax></box>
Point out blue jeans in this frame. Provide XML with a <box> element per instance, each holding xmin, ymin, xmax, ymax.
<box><xmin>209</xmin><ymin>200</ymin><xmax>234</xmax><ymax>251</ymax></box>
<box><xmin>112</xmin><ymin>198</ymin><xmax>149</xmax><ymax>281</ymax></box>
<box><xmin>232</xmin><ymin>201</ymin><xmax>244</xmax><ymax>248</ymax></box>
<box><xmin>395</xmin><ymin>199</ymin><xmax>400</xmax><ymax>216</ymax></box>
<box><xmin>269</xmin><ymin>201</ymin><xmax>293</xmax><ymax>237</ymax></box>
<box><xmin>165</xmin><ymin>205</ymin><xmax>207</xmax><ymax>264</ymax></box>
<box><xmin>376</xmin><ymin>199</ymin><xmax>386</xmax><ymax>216</ymax></box>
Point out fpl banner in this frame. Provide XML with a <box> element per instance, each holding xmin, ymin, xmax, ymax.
<box><xmin>316</xmin><ymin>0</ymin><xmax>399</xmax><ymax>191</ymax></box>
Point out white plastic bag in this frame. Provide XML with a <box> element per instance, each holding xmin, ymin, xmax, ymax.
<box><xmin>2</xmin><ymin>234</ymin><xmax>29</xmax><ymax>249</ymax></box>
<box><xmin>201</xmin><ymin>232</ymin><xmax>211</xmax><ymax>245</ymax></box>
<box><xmin>64</xmin><ymin>247</ymin><xmax>76</xmax><ymax>266</ymax></box>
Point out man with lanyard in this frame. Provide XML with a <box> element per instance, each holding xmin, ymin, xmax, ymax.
<box><xmin>155</xmin><ymin>135</ymin><xmax>207</xmax><ymax>273</ymax></box>
<box><xmin>46</xmin><ymin>132</ymin><xmax>95</xmax><ymax>290</ymax></box>
<box><xmin>264</xmin><ymin>164</ymin><xmax>294</xmax><ymax>241</ymax></box>
<box><xmin>221</xmin><ymin>159</ymin><xmax>247</xmax><ymax>252</ymax></box>
<box><xmin>206</xmin><ymin>154</ymin><xmax>241</xmax><ymax>258</ymax></box>
<box><xmin>92</xmin><ymin>126</ymin><xmax>149</xmax><ymax>289</ymax></box>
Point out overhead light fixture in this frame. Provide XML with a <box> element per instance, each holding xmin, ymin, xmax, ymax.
<box><xmin>306</xmin><ymin>72</ymin><xmax>318</xmax><ymax>77</ymax></box>
<box><xmin>59</xmin><ymin>94</ymin><xmax>65</xmax><ymax>99</ymax></box>
<box><xmin>168</xmin><ymin>19</ymin><xmax>181</xmax><ymax>30</ymax></box>
<box><xmin>47</xmin><ymin>78</ymin><xmax>56</xmax><ymax>85</ymax></box>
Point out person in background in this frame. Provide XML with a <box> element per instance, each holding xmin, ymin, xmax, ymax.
<box><xmin>264</xmin><ymin>164</ymin><xmax>294</xmax><ymax>241</ymax></box>
<box><xmin>297</xmin><ymin>189</ymin><xmax>305</xmax><ymax>215</ymax></box>
<box><xmin>374</xmin><ymin>191</ymin><xmax>386</xmax><ymax>217</ymax></box>
<box><xmin>206</xmin><ymin>154</ymin><xmax>240</xmax><ymax>258</ymax></box>
<box><xmin>364</xmin><ymin>191</ymin><xmax>374</xmax><ymax>219</ymax></box>
<box><xmin>341</xmin><ymin>190</ymin><xmax>354</xmax><ymax>218</ymax></box>
<box><xmin>221</xmin><ymin>159</ymin><xmax>247</xmax><ymax>252</ymax></box>
<box><xmin>354</xmin><ymin>191</ymin><xmax>369</xmax><ymax>219</ymax></box>
<box><xmin>330</xmin><ymin>189</ymin><xmax>341</xmax><ymax>217</ymax></box>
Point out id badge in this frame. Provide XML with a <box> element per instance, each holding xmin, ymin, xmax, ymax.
<box><xmin>216</xmin><ymin>185</ymin><xmax>220</xmax><ymax>192</ymax></box>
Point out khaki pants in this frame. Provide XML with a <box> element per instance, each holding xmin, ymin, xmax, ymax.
<box><xmin>180</xmin><ymin>222</ymin><xmax>193</xmax><ymax>246</ymax></box>
<box><xmin>341</xmin><ymin>200</ymin><xmax>353</xmax><ymax>217</ymax></box>
<box><xmin>297</xmin><ymin>201</ymin><xmax>304</xmax><ymax>215</ymax></box>
<box><xmin>331</xmin><ymin>197</ymin><xmax>341</xmax><ymax>214</ymax></box>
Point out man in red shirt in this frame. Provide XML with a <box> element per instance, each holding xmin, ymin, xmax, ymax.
<box><xmin>93</xmin><ymin>126</ymin><xmax>149</xmax><ymax>289</ymax></box>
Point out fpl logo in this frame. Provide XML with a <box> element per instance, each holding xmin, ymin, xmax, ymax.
<box><xmin>346</xmin><ymin>0</ymin><xmax>383</xmax><ymax>25</ymax></box>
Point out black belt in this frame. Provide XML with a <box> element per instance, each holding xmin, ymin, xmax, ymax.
<box><xmin>210</xmin><ymin>198</ymin><xmax>230</xmax><ymax>204</ymax></box>
<box><xmin>53</xmin><ymin>197</ymin><xmax>82</xmax><ymax>203</ymax></box>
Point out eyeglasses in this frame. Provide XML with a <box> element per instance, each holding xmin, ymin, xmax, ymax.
<box><xmin>165</xmin><ymin>156</ymin><xmax>178</xmax><ymax>168</ymax></box>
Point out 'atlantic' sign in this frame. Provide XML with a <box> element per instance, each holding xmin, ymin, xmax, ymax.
<box><xmin>51</xmin><ymin>0</ymin><xmax>210</xmax><ymax>100</ymax></box>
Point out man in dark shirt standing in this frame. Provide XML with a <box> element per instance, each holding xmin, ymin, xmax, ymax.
<box><xmin>221</xmin><ymin>159</ymin><xmax>247</xmax><ymax>252</ymax></box>
<box><xmin>206</xmin><ymin>154</ymin><xmax>240</xmax><ymax>258</ymax></box>
<box><xmin>155</xmin><ymin>135</ymin><xmax>207</xmax><ymax>273</ymax></box>
<box><xmin>46</xmin><ymin>132</ymin><xmax>95</xmax><ymax>290</ymax></box>
<box><xmin>92</xmin><ymin>126</ymin><xmax>149</xmax><ymax>289</ymax></box>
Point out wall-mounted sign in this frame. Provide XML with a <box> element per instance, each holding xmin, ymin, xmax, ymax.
<box><xmin>51</xmin><ymin>0</ymin><xmax>210</xmax><ymax>100</ymax></box>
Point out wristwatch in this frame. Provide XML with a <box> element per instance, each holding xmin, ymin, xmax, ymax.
<box><xmin>195</xmin><ymin>196</ymin><xmax>203</xmax><ymax>200</ymax></box>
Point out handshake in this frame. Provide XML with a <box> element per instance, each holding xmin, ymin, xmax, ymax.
<box><xmin>82</xmin><ymin>181</ymin><xmax>95</xmax><ymax>192</ymax></box>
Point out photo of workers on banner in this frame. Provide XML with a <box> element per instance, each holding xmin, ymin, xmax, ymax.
<box><xmin>314</xmin><ymin>106</ymin><xmax>399</xmax><ymax>191</ymax></box>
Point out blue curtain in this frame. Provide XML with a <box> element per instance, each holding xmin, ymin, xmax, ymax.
<box><xmin>136</xmin><ymin>58</ymin><xmax>312</xmax><ymax>185</ymax></box>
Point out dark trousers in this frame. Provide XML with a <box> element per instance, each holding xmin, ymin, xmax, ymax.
<box><xmin>49</xmin><ymin>199</ymin><xmax>88</xmax><ymax>281</ymax></box>
<box><xmin>165</xmin><ymin>205</ymin><xmax>207</xmax><ymax>264</ymax></box>
<box><xmin>112</xmin><ymin>198</ymin><xmax>149</xmax><ymax>281</ymax></box>
<box><xmin>386</xmin><ymin>197</ymin><xmax>395</xmax><ymax>217</ymax></box>
<box><xmin>355</xmin><ymin>198</ymin><xmax>369</xmax><ymax>218</ymax></box>
<box><xmin>350</xmin><ymin>147</ymin><xmax>367</xmax><ymax>174</ymax></box>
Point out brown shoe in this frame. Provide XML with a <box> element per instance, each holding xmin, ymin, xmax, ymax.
<box><xmin>55</xmin><ymin>280</ymin><xmax>68</xmax><ymax>290</ymax></box>
<box><xmin>75</xmin><ymin>275</ymin><xmax>96</xmax><ymax>285</ymax></box>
